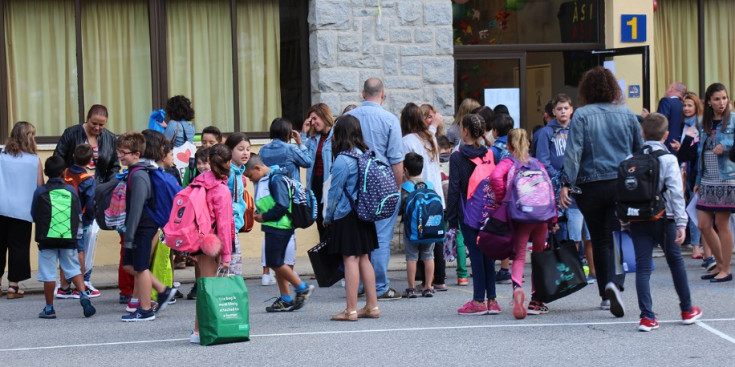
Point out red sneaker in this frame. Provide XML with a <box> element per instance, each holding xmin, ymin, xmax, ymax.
<box><xmin>512</xmin><ymin>288</ymin><xmax>526</xmax><ymax>319</ymax></box>
<box><xmin>487</xmin><ymin>299</ymin><xmax>501</xmax><ymax>314</ymax></box>
<box><xmin>457</xmin><ymin>278</ymin><xmax>469</xmax><ymax>286</ymax></box>
<box><xmin>682</xmin><ymin>306</ymin><xmax>702</xmax><ymax>325</ymax></box>
<box><xmin>638</xmin><ymin>317</ymin><xmax>659</xmax><ymax>332</ymax></box>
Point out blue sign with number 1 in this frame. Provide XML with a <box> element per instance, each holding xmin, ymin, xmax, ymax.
<box><xmin>621</xmin><ymin>14</ymin><xmax>646</xmax><ymax>42</ymax></box>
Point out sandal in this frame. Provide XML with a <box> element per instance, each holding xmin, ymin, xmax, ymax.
<box><xmin>7</xmin><ymin>285</ymin><xmax>24</xmax><ymax>299</ymax></box>
<box><xmin>357</xmin><ymin>306</ymin><xmax>380</xmax><ymax>319</ymax></box>
<box><xmin>330</xmin><ymin>309</ymin><xmax>358</xmax><ymax>321</ymax></box>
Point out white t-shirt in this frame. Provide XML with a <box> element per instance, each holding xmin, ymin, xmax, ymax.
<box><xmin>402</xmin><ymin>133</ymin><xmax>445</xmax><ymax>208</ymax></box>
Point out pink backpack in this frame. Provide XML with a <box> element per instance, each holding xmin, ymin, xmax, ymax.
<box><xmin>506</xmin><ymin>157</ymin><xmax>556</xmax><ymax>223</ymax></box>
<box><xmin>163</xmin><ymin>183</ymin><xmax>213</xmax><ymax>253</ymax></box>
<box><xmin>462</xmin><ymin>149</ymin><xmax>496</xmax><ymax>229</ymax></box>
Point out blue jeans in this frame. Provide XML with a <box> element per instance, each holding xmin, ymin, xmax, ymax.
<box><xmin>460</xmin><ymin>223</ymin><xmax>496</xmax><ymax>302</ymax></box>
<box><xmin>630</xmin><ymin>219</ymin><xmax>692</xmax><ymax>319</ymax></box>
<box><xmin>371</xmin><ymin>199</ymin><xmax>400</xmax><ymax>296</ymax></box>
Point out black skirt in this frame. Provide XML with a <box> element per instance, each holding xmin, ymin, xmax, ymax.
<box><xmin>329</xmin><ymin>211</ymin><xmax>378</xmax><ymax>256</ymax></box>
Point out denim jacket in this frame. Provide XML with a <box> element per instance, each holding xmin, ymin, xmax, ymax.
<box><xmin>301</xmin><ymin>129</ymin><xmax>333</xmax><ymax>193</ymax></box>
<box><xmin>259</xmin><ymin>139</ymin><xmax>312</xmax><ymax>182</ymax></box>
<box><xmin>325</xmin><ymin>148</ymin><xmax>361</xmax><ymax>223</ymax></box>
<box><xmin>563</xmin><ymin>103</ymin><xmax>643</xmax><ymax>186</ymax></box>
<box><xmin>695</xmin><ymin>112</ymin><xmax>735</xmax><ymax>185</ymax></box>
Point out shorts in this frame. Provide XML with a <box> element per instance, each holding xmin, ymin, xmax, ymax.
<box><xmin>404</xmin><ymin>237</ymin><xmax>435</xmax><ymax>262</ymax></box>
<box><xmin>76</xmin><ymin>227</ymin><xmax>89</xmax><ymax>252</ymax></box>
<box><xmin>38</xmin><ymin>249</ymin><xmax>81</xmax><ymax>282</ymax></box>
<box><xmin>566</xmin><ymin>207</ymin><xmax>591</xmax><ymax>242</ymax></box>
<box><xmin>264</xmin><ymin>231</ymin><xmax>294</xmax><ymax>268</ymax></box>
<box><xmin>262</xmin><ymin>234</ymin><xmax>296</xmax><ymax>267</ymax></box>
<box><xmin>122</xmin><ymin>226</ymin><xmax>158</xmax><ymax>272</ymax></box>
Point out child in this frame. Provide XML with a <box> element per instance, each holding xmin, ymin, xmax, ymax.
<box><xmin>182</xmin><ymin>126</ymin><xmax>220</xmax><ymax>187</ymax></box>
<box><xmin>490</xmin><ymin>128</ymin><xmax>554</xmax><ymax>320</ymax></box>
<box><xmin>490</xmin><ymin>114</ymin><xmax>514</xmax><ymax>284</ymax></box>
<box><xmin>57</xmin><ymin>143</ymin><xmax>100</xmax><ymax>299</ymax></box>
<box><xmin>32</xmin><ymin>156</ymin><xmax>96</xmax><ymax>319</ymax></box>
<box><xmin>224</xmin><ymin>132</ymin><xmax>251</xmax><ymax>278</ymax></box>
<box><xmin>162</xmin><ymin>140</ymin><xmax>182</xmax><ymax>186</ymax></box>
<box><xmin>625</xmin><ymin>113</ymin><xmax>702</xmax><ymax>331</ymax></box>
<box><xmin>400</xmin><ymin>152</ymin><xmax>436</xmax><ymax>298</ymax></box>
<box><xmin>325</xmin><ymin>115</ymin><xmax>379</xmax><ymax>321</ymax></box>
<box><xmin>244</xmin><ymin>154</ymin><xmax>314</xmax><ymax>312</ymax></box>
<box><xmin>183</xmin><ymin>147</ymin><xmax>211</xmax><ymax>300</ymax></box>
<box><xmin>447</xmin><ymin>114</ymin><xmax>499</xmax><ymax>315</ymax></box>
<box><xmin>118</xmin><ymin>132</ymin><xmax>177</xmax><ymax>322</ymax></box>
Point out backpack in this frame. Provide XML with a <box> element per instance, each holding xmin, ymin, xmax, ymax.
<box><xmin>146</xmin><ymin>167</ymin><xmax>183</xmax><ymax>227</ymax></box>
<box><xmin>340</xmin><ymin>150</ymin><xmax>400</xmax><ymax>222</ymax></box>
<box><xmin>506</xmin><ymin>157</ymin><xmax>556</xmax><ymax>223</ymax></box>
<box><xmin>96</xmin><ymin>173</ymin><xmax>127</xmax><ymax>231</ymax></box>
<box><xmin>63</xmin><ymin>168</ymin><xmax>92</xmax><ymax>214</ymax></box>
<box><xmin>491</xmin><ymin>140</ymin><xmax>511</xmax><ymax>164</ymax></box>
<box><xmin>34</xmin><ymin>181</ymin><xmax>81</xmax><ymax>248</ymax></box>
<box><xmin>102</xmin><ymin>167</ymin><xmax>144</xmax><ymax>230</ymax></box>
<box><xmin>616</xmin><ymin>146</ymin><xmax>668</xmax><ymax>222</ymax></box>
<box><xmin>271</xmin><ymin>173</ymin><xmax>317</xmax><ymax>229</ymax></box>
<box><xmin>462</xmin><ymin>149</ymin><xmax>497</xmax><ymax>230</ymax></box>
<box><xmin>235</xmin><ymin>175</ymin><xmax>255</xmax><ymax>233</ymax></box>
<box><xmin>162</xmin><ymin>183</ymin><xmax>213</xmax><ymax>253</ymax></box>
<box><xmin>402</xmin><ymin>181</ymin><xmax>446</xmax><ymax>245</ymax></box>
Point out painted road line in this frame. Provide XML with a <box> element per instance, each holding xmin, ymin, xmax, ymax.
<box><xmin>697</xmin><ymin>322</ymin><xmax>735</xmax><ymax>344</ymax></box>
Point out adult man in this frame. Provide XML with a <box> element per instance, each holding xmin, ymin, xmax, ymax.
<box><xmin>657</xmin><ymin>82</ymin><xmax>686</xmax><ymax>152</ymax></box>
<box><xmin>346</xmin><ymin>78</ymin><xmax>404</xmax><ymax>300</ymax></box>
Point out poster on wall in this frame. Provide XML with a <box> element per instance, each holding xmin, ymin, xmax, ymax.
<box><xmin>484</xmin><ymin>88</ymin><xmax>520</xmax><ymax>128</ymax></box>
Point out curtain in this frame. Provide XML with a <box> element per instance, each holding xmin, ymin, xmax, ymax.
<box><xmin>82</xmin><ymin>0</ymin><xmax>151</xmax><ymax>134</ymax></box>
<box><xmin>5</xmin><ymin>0</ymin><xmax>78</xmax><ymax>136</ymax></box>
<box><xmin>703</xmin><ymin>0</ymin><xmax>735</xmax><ymax>92</ymax></box>
<box><xmin>237</xmin><ymin>0</ymin><xmax>282</xmax><ymax>132</ymax></box>
<box><xmin>653</xmin><ymin>0</ymin><xmax>698</xmax><ymax>98</ymax></box>
<box><xmin>166</xmin><ymin>0</ymin><xmax>234</xmax><ymax>132</ymax></box>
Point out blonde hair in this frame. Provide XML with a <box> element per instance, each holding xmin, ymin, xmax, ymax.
<box><xmin>5</xmin><ymin>121</ymin><xmax>37</xmax><ymax>156</ymax></box>
<box><xmin>420</xmin><ymin>104</ymin><xmax>445</xmax><ymax>136</ymax></box>
<box><xmin>453</xmin><ymin>98</ymin><xmax>481</xmax><ymax>126</ymax></box>
<box><xmin>507</xmin><ymin>128</ymin><xmax>530</xmax><ymax>163</ymax></box>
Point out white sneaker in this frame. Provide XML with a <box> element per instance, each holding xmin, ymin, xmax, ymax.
<box><xmin>261</xmin><ymin>274</ymin><xmax>276</xmax><ymax>286</ymax></box>
<box><xmin>600</xmin><ymin>299</ymin><xmax>611</xmax><ymax>310</ymax></box>
<box><xmin>190</xmin><ymin>331</ymin><xmax>200</xmax><ymax>344</ymax></box>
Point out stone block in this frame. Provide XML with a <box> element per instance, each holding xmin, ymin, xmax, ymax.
<box><xmin>338</xmin><ymin>34</ymin><xmax>360</xmax><ymax>52</ymax></box>
<box><xmin>313</xmin><ymin>0</ymin><xmax>352</xmax><ymax>30</ymax></box>
<box><xmin>401</xmin><ymin>58</ymin><xmax>422</xmax><ymax>76</ymax></box>
<box><xmin>423</xmin><ymin>1</ymin><xmax>452</xmax><ymax>25</ymax></box>
<box><xmin>316</xmin><ymin>69</ymin><xmax>361</xmax><ymax>93</ymax></box>
<box><xmin>435</xmin><ymin>27</ymin><xmax>454</xmax><ymax>55</ymax></box>
<box><xmin>365</xmin><ymin>0</ymin><xmax>396</xmax><ymax>7</ymax></box>
<box><xmin>423</xmin><ymin>57</ymin><xmax>454</xmax><ymax>84</ymax></box>
<box><xmin>414</xmin><ymin>28</ymin><xmax>434</xmax><ymax>43</ymax></box>
<box><xmin>433</xmin><ymin>86</ymin><xmax>455</xmax><ymax>116</ymax></box>
<box><xmin>362</xmin><ymin>18</ymin><xmax>374</xmax><ymax>54</ymax></box>
<box><xmin>338</xmin><ymin>52</ymin><xmax>382</xmax><ymax>69</ymax></box>
<box><xmin>353</xmin><ymin>8</ymin><xmax>370</xmax><ymax>17</ymax></box>
<box><xmin>390</xmin><ymin>27</ymin><xmax>412</xmax><ymax>43</ymax></box>
<box><xmin>384</xmin><ymin>45</ymin><xmax>399</xmax><ymax>75</ymax></box>
<box><xmin>384</xmin><ymin>76</ymin><xmax>423</xmax><ymax>90</ymax></box>
<box><xmin>400</xmin><ymin>45</ymin><xmax>434</xmax><ymax>56</ymax></box>
<box><xmin>386</xmin><ymin>89</ymin><xmax>424</xmax><ymax>115</ymax></box>
<box><xmin>311</xmin><ymin>32</ymin><xmax>337</xmax><ymax>68</ymax></box>
<box><xmin>313</xmin><ymin>93</ymin><xmax>341</xmax><ymax>114</ymax></box>
<box><xmin>359</xmin><ymin>71</ymin><xmax>384</xmax><ymax>87</ymax></box>
<box><xmin>396</xmin><ymin>1</ymin><xmax>421</xmax><ymax>25</ymax></box>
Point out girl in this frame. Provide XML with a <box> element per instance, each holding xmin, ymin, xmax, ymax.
<box><xmin>0</xmin><ymin>121</ymin><xmax>44</xmax><ymax>298</ymax></box>
<box><xmin>420</xmin><ymin>103</ymin><xmax>445</xmax><ymax>137</ymax></box>
<box><xmin>325</xmin><ymin>114</ymin><xmax>379</xmax><ymax>321</ymax></box>
<box><xmin>302</xmin><ymin>103</ymin><xmax>335</xmax><ymax>242</ymax></box>
<box><xmin>447</xmin><ymin>114</ymin><xmax>499</xmax><ymax>315</ymax></box>
<box><xmin>163</xmin><ymin>95</ymin><xmax>196</xmax><ymax>148</ymax></box>
<box><xmin>189</xmin><ymin>144</ymin><xmax>234</xmax><ymax>343</ymax></box>
<box><xmin>490</xmin><ymin>128</ymin><xmax>553</xmax><ymax>319</ymax></box>
<box><xmin>446</xmin><ymin>98</ymin><xmax>481</xmax><ymax>148</ymax></box>
<box><xmin>224</xmin><ymin>133</ymin><xmax>251</xmax><ymax>277</ymax></box>
<box><xmin>694</xmin><ymin>83</ymin><xmax>735</xmax><ymax>282</ymax></box>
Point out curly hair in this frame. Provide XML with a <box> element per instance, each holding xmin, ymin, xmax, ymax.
<box><xmin>577</xmin><ymin>66</ymin><xmax>622</xmax><ymax>106</ymax></box>
<box><xmin>401</xmin><ymin>103</ymin><xmax>438</xmax><ymax>161</ymax></box>
<box><xmin>4</xmin><ymin>121</ymin><xmax>37</xmax><ymax>156</ymax></box>
<box><xmin>165</xmin><ymin>95</ymin><xmax>195</xmax><ymax>121</ymax></box>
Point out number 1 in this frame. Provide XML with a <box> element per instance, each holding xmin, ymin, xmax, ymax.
<box><xmin>626</xmin><ymin>17</ymin><xmax>638</xmax><ymax>40</ymax></box>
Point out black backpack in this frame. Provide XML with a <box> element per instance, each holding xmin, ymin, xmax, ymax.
<box><xmin>34</xmin><ymin>182</ymin><xmax>81</xmax><ymax>248</ymax></box>
<box><xmin>616</xmin><ymin>145</ymin><xmax>669</xmax><ymax>222</ymax></box>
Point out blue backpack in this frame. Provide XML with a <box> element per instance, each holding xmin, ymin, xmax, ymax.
<box><xmin>143</xmin><ymin>167</ymin><xmax>182</xmax><ymax>228</ymax></box>
<box><xmin>402</xmin><ymin>181</ymin><xmax>445</xmax><ymax>244</ymax></box>
<box><xmin>270</xmin><ymin>173</ymin><xmax>317</xmax><ymax>229</ymax></box>
<box><xmin>340</xmin><ymin>150</ymin><xmax>400</xmax><ymax>222</ymax></box>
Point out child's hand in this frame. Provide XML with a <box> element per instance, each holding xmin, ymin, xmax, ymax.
<box><xmin>670</xmin><ymin>139</ymin><xmax>681</xmax><ymax>152</ymax></box>
<box><xmin>675</xmin><ymin>227</ymin><xmax>686</xmax><ymax>245</ymax></box>
<box><xmin>254</xmin><ymin>213</ymin><xmax>264</xmax><ymax>223</ymax></box>
<box><xmin>220</xmin><ymin>261</ymin><xmax>230</xmax><ymax>269</ymax></box>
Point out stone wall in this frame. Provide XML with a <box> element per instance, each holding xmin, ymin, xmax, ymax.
<box><xmin>308</xmin><ymin>0</ymin><xmax>455</xmax><ymax>118</ymax></box>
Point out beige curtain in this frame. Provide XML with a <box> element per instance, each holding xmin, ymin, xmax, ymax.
<box><xmin>703</xmin><ymin>0</ymin><xmax>735</xmax><ymax>92</ymax></box>
<box><xmin>166</xmin><ymin>0</ymin><xmax>234</xmax><ymax>132</ymax></box>
<box><xmin>653</xmin><ymin>0</ymin><xmax>699</xmax><ymax>98</ymax></box>
<box><xmin>237</xmin><ymin>0</ymin><xmax>282</xmax><ymax>132</ymax></box>
<box><xmin>82</xmin><ymin>0</ymin><xmax>151</xmax><ymax>134</ymax></box>
<box><xmin>4</xmin><ymin>0</ymin><xmax>78</xmax><ymax>136</ymax></box>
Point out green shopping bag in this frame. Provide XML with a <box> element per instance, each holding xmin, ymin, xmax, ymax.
<box><xmin>196</xmin><ymin>275</ymin><xmax>250</xmax><ymax>346</ymax></box>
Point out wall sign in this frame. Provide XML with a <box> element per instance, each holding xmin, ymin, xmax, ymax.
<box><xmin>628</xmin><ymin>85</ymin><xmax>641</xmax><ymax>98</ymax></box>
<box><xmin>621</xmin><ymin>14</ymin><xmax>646</xmax><ymax>42</ymax></box>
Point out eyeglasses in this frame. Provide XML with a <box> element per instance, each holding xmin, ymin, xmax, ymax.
<box><xmin>117</xmin><ymin>150</ymin><xmax>135</xmax><ymax>157</ymax></box>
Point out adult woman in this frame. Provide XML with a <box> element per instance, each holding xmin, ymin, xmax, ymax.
<box><xmin>163</xmin><ymin>95</ymin><xmax>195</xmax><ymax>148</ymax></box>
<box><xmin>54</xmin><ymin>105</ymin><xmax>120</xmax><ymax>183</ymax></box>
<box><xmin>0</xmin><ymin>122</ymin><xmax>45</xmax><ymax>298</ymax></box>
<box><xmin>420</xmin><ymin>104</ymin><xmax>445</xmax><ymax>137</ymax></box>
<box><xmin>301</xmin><ymin>103</ymin><xmax>335</xmax><ymax>241</ymax></box>
<box><xmin>446</xmin><ymin>98</ymin><xmax>481</xmax><ymax>147</ymax></box>
<box><xmin>560</xmin><ymin>66</ymin><xmax>643</xmax><ymax>317</ymax></box>
<box><xmin>694</xmin><ymin>83</ymin><xmax>735</xmax><ymax>282</ymax></box>
<box><xmin>401</xmin><ymin>103</ymin><xmax>447</xmax><ymax>290</ymax></box>
<box><xmin>325</xmin><ymin>115</ymin><xmax>379</xmax><ymax>321</ymax></box>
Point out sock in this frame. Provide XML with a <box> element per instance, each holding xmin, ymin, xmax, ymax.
<box><xmin>281</xmin><ymin>295</ymin><xmax>293</xmax><ymax>303</ymax></box>
<box><xmin>130</xmin><ymin>298</ymin><xmax>139</xmax><ymax>304</ymax></box>
<box><xmin>295</xmin><ymin>282</ymin><xmax>307</xmax><ymax>292</ymax></box>
<box><xmin>45</xmin><ymin>305</ymin><xmax>54</xmax><ymax>312</ymax></box>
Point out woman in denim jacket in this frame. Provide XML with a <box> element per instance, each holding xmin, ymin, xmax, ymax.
<box><xmin>694</xmin><ymin>83</ymin><xmax>735</xmax><ymax>282</ymax></box>
<box><xmin>561</xmin><ymin>66</ymin><xmax>643</xmax><ymax>317</ymax></box>
<box><xmin>301</xmin><ymin>103</ymin><xmax>334</xmax><ymax>241</ymax></box>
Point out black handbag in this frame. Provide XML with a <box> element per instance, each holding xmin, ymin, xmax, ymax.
<box><xmin>307</xmin><ymin>240</ymin><xmax>343</xmax><ymax>288</ymax></box>
<box><xmin>530</xmin><ymin>236</ymin><xmax>587</xmax><ymax>303</ymax></box>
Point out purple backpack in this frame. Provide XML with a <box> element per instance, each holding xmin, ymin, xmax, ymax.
<box><xmin>506</xmin><ymin>157</ymin><xmax>556</xmax><ymax>223</ymax></box>
<box><xmin>462</xmin><ymin>149</ymin><xmax>496</xmax><ymax>230</ymax></box>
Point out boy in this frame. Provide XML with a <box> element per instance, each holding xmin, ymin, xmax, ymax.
<box><xmin>200</xmin><ymin>126</ymin><xmax>223</xmax><ymax>148</ymax></box>
<box><xmin>490</xmin><ymin>114</ymin><xmax>513</xmax><ymax>284</ymax></box>
<box><xmin>32</xmin><ymin>156</ymin><xmax>96</xmax><ymax>319</ymax></box>
<box><xmin>244</xmin><ymin>154</ymin><xmax>314</xmax><ymax>312</ymax></box>
<box><xmin>57</xmin><ymin>143</ymin><xmax>100</xmax><ymax>299</ymax></box>
<box><xmin>624</xmin><ymin>113</ymin><xmax>702</xmax><ymax>331</ymax></box>
<box><xmin>117</xmin><ymin>132</ymin><xmax>177</xmax><ymax>322</ymax></box>
<box><xmin>400</xmin><ymin>152</ymin><xmax>437</xmax><ymax>298</ymax></box>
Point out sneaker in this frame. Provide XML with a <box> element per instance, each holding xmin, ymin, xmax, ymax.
<box><xmin>189</xmin><ymin>331</ymin><xmax>200</xmax><ymax>344</ymax></box>
<box><xmin>168</xmin><ymin>297</ymin><xmax>177</xmax><ymax>305</ymax></box>
<box><xmin>527</xmin><ymin>300</ymin><xmax>549</xmax><ymax>315</ymax></box>
<box><xmin>55</xmin><ymin>286</ymin><xmax>75</xmax><ymax>299</ymax></box>
<box><xmin>73</xmin><ymin>288</ymin><xmax>101</xmax><ymax>299</ymax></box>
<box><xmin>187</xmin><ymin>286</ymin><xmax>197</xmax><ymax>300</ymax></box>
<box><xmin>457</xmin><ymin>300</ymin><xmax>488</xmax><ymax>315</ymax></box>
<box><xmin>495</xmin><ymin>269</ymin><xmax>512</xmax><ymax>284</ymax></box>
<box><xmin>457</xmin><ymin>278</ymin><xmax>469</xmax><ymax>286</ymax></box>
<box><xmin>377</xmin><ymin>287</ymin><xmax>402</xmax><ymax>300</ymax></box>
<box><xmin>126</xmin><ymin>300</ymin><xmax>158</xmax><ymax>313</ymax></box>
<box><xmin>587</xmin><ymin>275</ymin><xmax>597</xmax><ymax>284</ymax></box>
<box><xmin>487</xmin><ymin>299</ymin><xmax>501</xmax><ymax>314</ymax></box>
<box><xmin>293</xmin><ymin>284</ymin><xmax>315</xmax><ymax>310</ymax></box>
<box><xmin>155</xmin><ymin>287</ymin><xmax>177</xmax><ymax>314</ymax></box>
<box><xmin>39</xmin><ymin>307</ymin><xmax>56</xmax><ymax>319</ymax></box>
<box><xmin>704</xmin><ymin>256</ymin><xmax>717</xmax><ymax>272</ymax></box>
<box><xmin>261</xmin><ymin>274</ymin><xmax>277</xmax><ymax>286</ymax></box>
<box><xmin>84</xmin><ymin>281</ymin><xmax>101</xmax><ymax>298</ymax></box>
<box><xmin>600</xmin><ymin>299</ymin><xmax>611</xmax><ymax>310</ymax></box>
<box><xmin>80</xmin><ymin>294</ymin><xmax>96</xmax><ymax>318</ymax></box>
<box><xmin>682</xmin><ymin>306</ymin><xmax>702</xmax><ymax>325</ymax></box>
<box><xmin>421</xmin><ymin>288</ymin><xmax>434</xmax><ymax>298</ymax></box>
<box><xmin>512</xmin><ymin>288</ymin><xmax>527</xmax><ymax>319</ymax></box>
<box><xmin>265</xmin><ymin>297</ymin><xmax>295</xmax><ymax>312</ymax></box>
<box><xmin>119</xmin><ymin>294</ymin><xmax>131</xmax><ymax>304</ymax></box>
<box><xmin>433</xmin><ymin>283</ymin><xmax>448</xmax><ymax>291</ymax></box>
<box><xmin>121</xmin><ymin>307</ymin><xmax>155</xmax><ymax>322</ymax></box>
<box><xmin>604</xmin><ymin>282</ymin><xmax>625</xmax><ymax>317</ymax></box>
<box><xmin>638</xmin><ymin>317</ymin><xmax>659</xmax><ymax>332</ymax></box>
<box><xmin>402</xmin><ymin>288</ymin><xmax>417</xmax><ymax>298</ymax></box>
